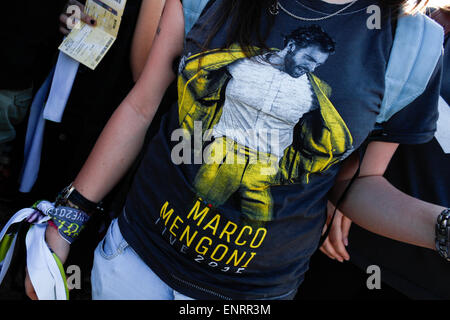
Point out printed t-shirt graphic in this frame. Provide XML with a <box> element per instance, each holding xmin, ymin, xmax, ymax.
<box><xmin>177</xmin><ymin>25</ymin><xmax>353</xmax><ymax>222</ymax></box>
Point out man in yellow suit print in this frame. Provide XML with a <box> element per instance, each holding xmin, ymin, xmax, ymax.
<box><xmin>177</xmin><ymin>25</ymin><xmax>353</xmax><ymax>223</ymax></box>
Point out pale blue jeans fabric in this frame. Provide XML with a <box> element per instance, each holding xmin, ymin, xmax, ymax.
<box><xmin>91</xmin><ymin>218</ymin><xmax>194</xmax><ymax>300</ymax></box>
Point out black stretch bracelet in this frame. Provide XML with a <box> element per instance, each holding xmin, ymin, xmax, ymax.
<box><xmin>435</xmin><ymin>208</ymin><xmax>450</xmax><ymax>261</ymax></box>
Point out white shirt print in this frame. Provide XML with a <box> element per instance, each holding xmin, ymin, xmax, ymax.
<box><xmin>212</xmin><ymin>56</ymin><xmax>318</xmax><ymax>160</ymax></box>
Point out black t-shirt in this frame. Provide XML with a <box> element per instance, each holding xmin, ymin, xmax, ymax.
<box><xmin>347</xmin><ymin>35</ymin><xmax>450</xmax><ymax>300</ymax></box>
<box><xmin>118</xmin><ymin>0</ymin><xmax>442</xmax><ymax>299</ymax></box>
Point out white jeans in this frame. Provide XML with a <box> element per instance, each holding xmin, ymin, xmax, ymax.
<box><xmin>91</xmin><ymin>218</ymin><xmax>194</xmax><ymax>300</ymax></box>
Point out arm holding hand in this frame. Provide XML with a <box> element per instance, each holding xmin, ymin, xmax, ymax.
<box><xmin>25</xmin><ymin>0</ymin><xmax>184</xmax><ymax>300</ymax></box>
<box><xmin>328</xmin><ymin>141</ymin><xmax>445</xmax><ymax>253</ymax></box>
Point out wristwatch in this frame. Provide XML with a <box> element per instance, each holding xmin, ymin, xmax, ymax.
<box><xmin>56</xmin><ymin>183</ymin><xmax>104</xmax><ymax>215</ymax></box>
<box><xmin>435</xmin><ymin>208</ymin><xmax>450</xmax><ymax>261</ymax></box>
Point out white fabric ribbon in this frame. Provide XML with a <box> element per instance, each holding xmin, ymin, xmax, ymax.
<box><xmin>0</xmin><ymin>202</ymin><xmax>68</xmax><ymax>300</ymax></box>
<box><xmin>44</xmin><ymin>52</ymin><xmax>80</xmax><ymax>123</ymax></box>
<box><xmin>19</xmin><ymin>51</ymin><xmax>79</xmax><ymax>193</ymax></box>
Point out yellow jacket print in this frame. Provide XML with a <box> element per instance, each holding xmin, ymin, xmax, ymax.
<box><xmin>177</xmin><ymin>45</ymin><xmax>354</xmax><ymax>184</ymax></box>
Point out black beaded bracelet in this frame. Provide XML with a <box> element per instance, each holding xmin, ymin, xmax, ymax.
<box><xmin>435</xmin><ymin>208</ymin><xmax>450</xmax><ymax>261</ymax></box>
<box><xmin>56</xmin><ymin>183</ymin><xmax>104</xmax><ymax>215</ymax></box>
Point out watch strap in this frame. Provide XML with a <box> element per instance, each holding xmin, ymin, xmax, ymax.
<box><xmin>56</xmin><ymin>183</ymin><xmax>104</xmax><ymax>215</ymax></box>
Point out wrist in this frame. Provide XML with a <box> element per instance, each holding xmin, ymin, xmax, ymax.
<box><xmin>48</xmin><ymin>219</ymin><xmax>58</xmax><ymax>230</ymax></box>
<box><xmin>34</xmin><ymin>200</ymin><xmax>91</xmax><ymax>245</ymax></box>
<box><xmin>45</xmin><ymin>223</ymin><xmax>70</xmax><ymax>263</ymax></box>
<box><xmin>56</xmin><ymin>182</ymin><xmax>104</xmax><ymax>216</ymax></box>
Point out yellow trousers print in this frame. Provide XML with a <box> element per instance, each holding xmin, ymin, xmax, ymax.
<box><xmin>194</xmin><ymin>137</ymin><xmax>279</xmax><ymax>222</ymax></box>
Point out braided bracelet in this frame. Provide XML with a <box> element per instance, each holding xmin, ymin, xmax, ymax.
<box><xmin>436</xmin><ymin>208</ymin><xmax>450</xmax><ymax>261</ymax></box>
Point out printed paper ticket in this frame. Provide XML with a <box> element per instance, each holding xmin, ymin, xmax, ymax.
<box><xmin>59</xmin><ymin>0</ymin><xmax>127</xmax><ymax>70</ymax></box>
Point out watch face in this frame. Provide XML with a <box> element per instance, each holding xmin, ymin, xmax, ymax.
<box><xmin>55</xmin><ymin>184</ymin><xmax>74</xmax><ymax>206</ymax></box>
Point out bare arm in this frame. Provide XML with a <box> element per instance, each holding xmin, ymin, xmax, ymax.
<box><xmin>130</xmin><ymin>0</ymin><xmax>167</xmax><ymax>81</ymax></box>
<box><xmin>26</xmin><ymin>1</ymin><xmax>184</xmax><ymax>299</ymax></box>
<box><xmin>73</xmin><ymin>0</ymin><xmax>184</xmax><ymax>203</ymax></box>
<box><xmin>329</xmin><ymin>141</ymin><xmax>445</xmax><ymax>251</ymax></box>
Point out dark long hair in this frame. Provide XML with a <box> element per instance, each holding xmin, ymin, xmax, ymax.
<box><xmin>201</xmin><ymin>0</ymin><xmax>434</xmax><ymax>55</ymax></box>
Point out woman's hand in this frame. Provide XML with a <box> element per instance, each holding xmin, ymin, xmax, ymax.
<box><xmin>24</xmin><ymin>224</ymin><xmax>71</xmax><ymax>300</ymax></box>
<box><xmin>59</xmin><ymin>0</ymin><xmax>96</xmax><ymax>35</ymax></box>
<box><xmin>319</xmin><ymin>201</ymin><xmax>352</xmax><ymax>262</ymax></box>
<box><xmin>321</xmin><ymin>141</ymin><xmax>399</xmax><ymax>262</ymax></box>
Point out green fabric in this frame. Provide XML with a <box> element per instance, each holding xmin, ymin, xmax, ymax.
<box><xmin>52</xmin><ymin>252</ymin><xmax>69</xmax><ymax>300</ymax></box>
<box><xmin>0</xmin><ymin>233</ymin><xmax>15</xmax><ymax>263</ymax></box>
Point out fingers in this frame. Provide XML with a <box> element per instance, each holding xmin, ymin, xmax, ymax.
<box><xmin>328</xmin><ymin>213</ymin><xmax>350</xmax><ymax>262</ymax></box>
<box><xmin>59</xmin><ymin>13</ymin><xmax>72</xmax><ymax>35</ymax></box>
<box><xmin>59</xmin><ymin>0</ymin><xmax>96</xmax><ymax>35</ymax></box>
<box><xmin>319</xmin><ymin>210</ymin><xmax>351</xmax><ymax>262</ymax></box>
<box><xmin>341</xmin><ymin>215</ymin><xmax>352</xmax><ymax>247</ymax></box>
<box><xmin>320</xmin><ymin>237</ymin><xmax>342</xmax><ymax>261</ymax></box>
<box><xmin>24</xmin><ymin>268</ymin><xmax>38</xmax><ymax>300</ymax></box>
